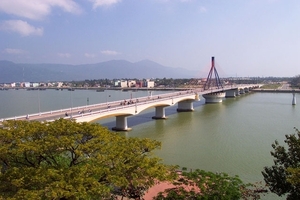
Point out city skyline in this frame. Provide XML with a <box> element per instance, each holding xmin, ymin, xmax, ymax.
<box><xmin>0</xmin><ymin>0</ymin><xmax>300</xmax><ymax>78</ymax></box>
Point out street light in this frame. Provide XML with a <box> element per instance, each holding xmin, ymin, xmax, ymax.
<box><xmin>106</xmin><ymin>90</ymin><xmax>111</xmax><ymax>107</ymax></box>
<box><xmin>38</xmin><ymin>89</ymin><xmax>41</xmax><ymax>115</ymax></box>
<box><xmin>70</xmin><ymin>90</ymin><xmax>73</xmax><ymax>118</ymax></box>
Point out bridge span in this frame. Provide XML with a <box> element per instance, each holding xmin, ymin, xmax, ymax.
<box><xmin>1</xmin><ymin>84</ymin><xmax>261</xmax><ymax>131</ymax></box>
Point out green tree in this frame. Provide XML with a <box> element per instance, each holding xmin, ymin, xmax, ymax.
<box><xmin>0</xmin><ymin>119</ymin><xmax>176</xmax><ymax>200</ymax></box>
<box><xmin>262</xmin><ymin>128</ymin><xmax>300</xmax><ymax>199</ymax></box>
<box><xmin>154</xmin><ymin>169</ymin><xmax>265</xmax><ymax>200</ymax></box>
<box><xmin>290</xmin><ymin>75</ymin><xmax>300</xmax><ymax>88</ymax></box>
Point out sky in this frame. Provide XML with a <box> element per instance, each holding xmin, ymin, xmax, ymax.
<box><xmin>0</xmin><ymin>0</ymin><xmax>300</xmax><ymax>78</ymax></box>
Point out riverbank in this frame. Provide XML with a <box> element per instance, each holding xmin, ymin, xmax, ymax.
<box><xmin>0</xmin><ymin>86</ymin><xmax>186</xmax><ymax>91</ymax></box>
<box><xmin>253</xmin><ymin>89</ymin><xmax>300</xmax><ymax>93</ymax></box>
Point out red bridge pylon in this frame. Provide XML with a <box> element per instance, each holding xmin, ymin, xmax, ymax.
<box><xmin>203</xmin><ymin>57</ymin><xmax>223</xmax><ymax>90</ymax></box>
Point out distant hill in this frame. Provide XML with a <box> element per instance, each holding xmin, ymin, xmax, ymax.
<box><xmin>0</xmin><ymin>60</ymin><xmax>199</xmax><ymax>83</ymax></box>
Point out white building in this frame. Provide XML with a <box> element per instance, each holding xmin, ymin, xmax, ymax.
<box><xmin>114</xmin><ymin>80</ymin><xmax>128</xmax><ymax>88</ymax></box>
<box><xmin>127</xmin><ymin>80</ymin><xmax>136</xmax><ymax>87</ymax></box>
<box><xmin>32</xmin><ymin>83</ymin><xmax>39</xmax><ymax>87</ymax></box>
<box><xmin>56</xmin><ymin>82</ymin><xmax>63</xmax><ymax>87</ymax></box>
<box><xmin>143</xmin><ymin>80</ymin><xmax>155</xmax><ymax>88</ymax></box>
<box><xmin>120</xmin><ymin>80</ymin><xmax>128</xmax><ymax>88</ymax></box>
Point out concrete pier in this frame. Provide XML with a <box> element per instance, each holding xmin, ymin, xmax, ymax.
<box><xmin>152</xmin><ymin>106</ymin><xmax>168</xmax><ymax>119</ymax></box>
<box><xmin>225</xmin><ymin>90</ymin><xmax>236</xmax><ymax>98</ymax></box>
<box><xmin>292</xmin><ymin>93</ymin><xmax>296</xmax><ymax>105</ymax></box>
<box><xmin>112</xmin><ymin>115</ymin><xmax>132</xmax><ymax>131</ymax></box>
<box><xmin>177</xmin><ymin>99</ymin><xmax>195</xmax><ymax>112</ymax></box>
<box><xmin>203</xmin><ymin>92</ymin><xmax>226</xmax><ymax>103</ymax></box>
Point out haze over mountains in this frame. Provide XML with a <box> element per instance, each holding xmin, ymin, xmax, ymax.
<box><xmin>0</xmin><ymin>60</ymin><xmax>200</xmax><ymax>83</ymax></box>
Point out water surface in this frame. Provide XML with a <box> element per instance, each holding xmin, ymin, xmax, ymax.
<box><xmin>1</xmin><ymin>89</ymin><xmax>297</xmax><ymax>199</ymax></box>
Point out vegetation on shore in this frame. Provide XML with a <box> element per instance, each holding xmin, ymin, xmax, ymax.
<box><xmin>0</xmin><ymin>119</ymin><xmax>274</xmax><ymax>199</ymax></box>
<box><xmin>154</xmin><ymin>169</ymin><xmax>267</xmax><ymax>200</ymax></box>
<box><xmin>260</xmin><ymin>83</ymin><xmax>282</xmax><ymax>89</ymax></box>
<box><xmin>290</xmin><ymin>75</ymin><xmax>300</xmax><ymax>88</ymax></box>
<box><xmin>0</xmin><ymin>119</ymin><xmax>177</xmax><ymax>199</ymax></box>
<box><xmin>262</xmin><ymin>128</ymin><xmax>300</xmax><ymax>199</ymax></box>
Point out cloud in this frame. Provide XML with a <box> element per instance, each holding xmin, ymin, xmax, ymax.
<box><xmin>101</xmin><ymin>50</ymin><xmax>120</xmax><ymax>55</ymax></box>
<box><xmin>84</xmin><ymin>53</ymin><xmax>96</xmax><ymax>58</ymax></box>
<box><xmin>89</xmin><ymin>0</ymin><xmax>122</xmax><ymax>9</ymax></box>
<box><xmin>0</xmin><ymin>20</ymin><xmax>43</xmax><ymax>36</ymax></box>
<box><xmin>3</xmin><ymin>48</ymin><xmax>27</xmax><ymax>54</ymax></box>
<box><xmin>58</xmin><ymin>53</ymin><xmax>71</xmax><ymax>58</ymax></box>
<box><xmin>0</xmin><ymin>0</ymin><xmax>82</xmax><ymax>20</ymax></box>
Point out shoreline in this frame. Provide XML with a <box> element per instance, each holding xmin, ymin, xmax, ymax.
<box><xmin>253</xmin><ymin>89</ymin><xmax>300</xmax><ymax>93</ymax></box>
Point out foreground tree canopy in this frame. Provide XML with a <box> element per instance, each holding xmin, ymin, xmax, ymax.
<box><xmin>262</xmin><ymin>128</ymin><xmax>300</xmax><ymax>199</ymax></box>
<box><xmin>0</xmin><ymin>119</ymin><xmax>176</xmax><ymax>200</ymax></box>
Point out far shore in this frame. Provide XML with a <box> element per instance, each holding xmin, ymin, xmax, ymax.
<box><xmin>253</xmin><ymin>88</ymin><xmax>300</xmax><ymax>93</ymax></box>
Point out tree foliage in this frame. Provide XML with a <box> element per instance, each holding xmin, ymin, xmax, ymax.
<box><xmin>0</xmin><ymin>119</ymin><xmax>176</xmax><ymax>200</ymax></box>
<box><xmin>262</xmin><ymin>128</ymin><xmax>300</xmax><ymax>199</ymax></box>
<box><xmin>290</xmin><ymin>75</ymin><xmax>300</xmax><ymax>88</ymax></box>
<box><xmin>154</xmin><ymin>169</ymin><xmax>266</xmax><ymax>200</ymax></box>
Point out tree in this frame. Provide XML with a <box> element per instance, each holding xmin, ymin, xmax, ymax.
<box><xmin>290</xmin><ymin>75</ymin><xmax>300</xmax><ymax>88</ymax></box>
<box><xmin>262</xmin><ymin>128</ymin><xmax>300</xmax><ymax>199</ymax></box>
<box><xmin>0</xmin><ymin>119</ymin><xmax>176</xmax><ymax>200</ymax></box>
<box><xmin>154</xmin><ymin>169</ymin><xmax>266</xmax><ymax>200</ymax></box>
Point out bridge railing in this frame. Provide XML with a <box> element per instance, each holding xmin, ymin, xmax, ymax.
<box><xmin>69</xmin><ymin>90</ymin><xmax>198</xmax><ymax>119</ymax></box>
<box><xmin>1</xmin><ymin>84</ymin><xmax>260</xmax><ymax>122</ymax></box>
<box><xmin>0</xmin><ymin>88</ymin><xmax>222</xmax><ymax>122</ymax></box>
<box><xmin>0</xmin><ymin>90</ymin><xmax>189</xmax><ymax>122</ymax></box>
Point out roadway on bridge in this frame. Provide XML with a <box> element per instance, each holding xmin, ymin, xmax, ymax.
<box><xmin>1</xmin><ymin>85</ymin><xmax>260</xmax><ymax>124</ymax></box>
<box><xmin>2</xmin><ymin>90</ymin><xmax>196</xmax><ymax>123</ymax></box>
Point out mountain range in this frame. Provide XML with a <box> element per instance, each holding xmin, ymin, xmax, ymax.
<box><xmin>0</xmin><ymin>60</ymin><xmax>200</xmax><ymax>83</ymax></box>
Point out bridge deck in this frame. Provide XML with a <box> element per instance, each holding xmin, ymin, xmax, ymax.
<box><xmin>1</xmin><ymin>85</ymin><xmax>261</xmax><ymax>124</ymax></box>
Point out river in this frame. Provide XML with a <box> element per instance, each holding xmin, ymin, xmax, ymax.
<box><xmin>1</xmin><ymin>88</ymin><xmax>298</xmax><ymax>199</ymax></box>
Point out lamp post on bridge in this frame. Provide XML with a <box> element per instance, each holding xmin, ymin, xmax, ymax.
<box><xmin>38</xmin><ymin>89</ymin><xmax>41</xmax><ymax>115</ymax></box>
<box><xmin>106</xmin><ymin>90</ymin><xmax>111</xmax><ymax>107</ymax></box>
<box><xmin>70</xmin><ymin>90</ymin><xmax>73</xmax><ymax>118</ymax></box>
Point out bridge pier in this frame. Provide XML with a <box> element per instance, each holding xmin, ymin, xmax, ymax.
<box><xmin>177</xmin><ymin>100</ymin><xmax>194</xmax><ymax>112</ymax></box>
<box><xmin>292</xmin><ymin>93</ymin><xmax>296</xmax><ymax>105</ymax></box>
<box><xmin>112</xmin><ymin>115</ymin><xmax>132</xmax><ymax>131</ymax></box>
<box><xmin>152</xmin><ymin>106</ymin><xmax>168</xmax><ymax>119</ymax></box>
<box><xmin>203</xmin><ymin>92</ymin><xmax>226</xmax><ymax>103</ymax></box>
<box><xmin>225</xmin><ymin>90</ymin><xmax>236</xmax><ymax>98</ymax></box>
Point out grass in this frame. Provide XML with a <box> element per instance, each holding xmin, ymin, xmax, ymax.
<box><xmin>260</xmin><ymin>83</ymin><xmax>282</xmax><ymax>89</ymax></box>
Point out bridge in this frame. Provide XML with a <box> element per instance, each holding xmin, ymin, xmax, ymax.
<box><xmin>1</xmin><ymin>84</ymin><xmax>261</xmax><ymax>131</ymax></box>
